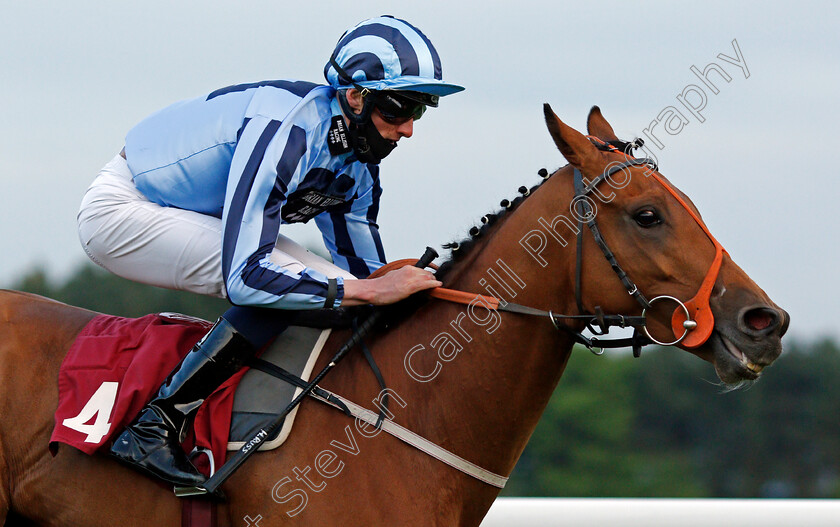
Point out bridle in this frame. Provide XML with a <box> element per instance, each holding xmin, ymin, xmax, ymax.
<box><xmin>423</xmin><ymin>137</ymin><xmax>728</xmax><ymax>357</ymax></box>
<box><xmin>564</xmin><ymin>137</ymin><xmax>728</xmax><ymax>352</ymax></box>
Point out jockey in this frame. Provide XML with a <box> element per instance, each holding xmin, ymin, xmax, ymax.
<box><xmin>76</xmin><ymin>15</ymin><xmax>463</xmax><ymax>487</ymax></box>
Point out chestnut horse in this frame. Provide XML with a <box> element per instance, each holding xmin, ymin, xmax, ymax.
<box><xmin>0</xmin><ymin>106</ymin><xmax>788</xmax><ymax>526</ymax></box>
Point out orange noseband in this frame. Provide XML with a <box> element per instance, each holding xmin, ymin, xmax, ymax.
<box><xmin>643</xmin><ymin>173</ymin><xmax>727</xmax><ymax>348</ymax></box>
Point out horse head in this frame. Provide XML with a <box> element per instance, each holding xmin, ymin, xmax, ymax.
<box><xmin>543</xmin><ymin>104</ymin><xmax>789</xmax><ymax>384</ymax></box>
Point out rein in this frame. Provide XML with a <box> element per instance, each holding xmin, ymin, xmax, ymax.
<box><xmin>377</xmin><ymin>260</ymin><xmax>648</xmax><ymax>356</ymax></box>
<box><xmin>430</xmin><ymin>285</ymin><xmax>648</xmax><ymax>355</ymax></box>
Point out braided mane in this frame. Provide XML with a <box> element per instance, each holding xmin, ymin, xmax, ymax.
<box><xmin>435</xmin><ymin>167</ymin><xmax>557</xmax><ymax>281</ymax></box>
<box><xmin>434</xmin><ymin>137</ymin><xmax>644</xmax><ymax>281</ymax></box>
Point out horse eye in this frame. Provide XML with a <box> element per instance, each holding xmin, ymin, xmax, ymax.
<box><xmin>634</xmin><ymin>209</ymin><xmax>662</xmax><ymax>228</ymax></box>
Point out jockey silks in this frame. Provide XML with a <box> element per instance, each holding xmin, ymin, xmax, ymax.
<box><xmin>121</xmin><ymin>81</ymin><xmax>386</xmax><ymax>309</ymax></box>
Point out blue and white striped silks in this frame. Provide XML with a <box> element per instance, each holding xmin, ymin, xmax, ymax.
<box><xmin>124</xmin><ymin>81</ymin><xmax>385</xmax><ymax>310</ymax></box>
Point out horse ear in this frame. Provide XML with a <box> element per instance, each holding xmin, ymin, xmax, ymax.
<box><xmin>586</xmin><ymin>105</ymin><xmax>619</xmax><ymax>141</ymax></box>
<box><xmin>543</xmin><ymin>103</ymin><xmax>600</xmax><ymax>169</ymax></box>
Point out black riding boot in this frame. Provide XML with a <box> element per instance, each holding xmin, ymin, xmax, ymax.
<box><xmin>110</xmin><ymin>318</ymin><xmax>255</xmax><ymax>486</ymax></box>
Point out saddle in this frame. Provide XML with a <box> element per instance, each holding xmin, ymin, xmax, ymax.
<box><xmin>228</xmin><ymin>326</ymin><xmax>331</xmax><ymax>452</ymax></box>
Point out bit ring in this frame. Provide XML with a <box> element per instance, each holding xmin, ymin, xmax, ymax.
<box><xmin>641</xmin><ymin>295</ymin><xmax>694</xmax><ymax>346</ymax></box>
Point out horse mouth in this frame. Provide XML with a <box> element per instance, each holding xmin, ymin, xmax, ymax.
<box><xmin>713</xmin><ymin>331</ymin><xmax>762</xmax><ymax>382</ymax></box>
<box><xmin>721</xmin><ymin>333</ymin><xmax>764</xmax><ymax>373</ymax></box>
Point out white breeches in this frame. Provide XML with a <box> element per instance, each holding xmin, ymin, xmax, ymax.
<box><xmin>77</xmin><ymin>155</ymin><xmax>353</xmax><ymax>298</ymax></box>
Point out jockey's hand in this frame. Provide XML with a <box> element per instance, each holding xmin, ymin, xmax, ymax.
<box><xmin>342</xmin><ymin>266</ymin><xmax>442</xmax><ymax>306</ymax></box>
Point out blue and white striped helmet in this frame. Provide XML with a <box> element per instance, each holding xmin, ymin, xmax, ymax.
<box><xmin>325</xmin><ymin>16</ymin><xmax>464</xmax><ymax>97</ymax></box>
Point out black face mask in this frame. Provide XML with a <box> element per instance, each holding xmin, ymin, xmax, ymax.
<box><xmin>346</xmin><ymin>120</ymin><xmax>397</xmax><ymax>164</ymax></box>
<box><xmin>337</xmin><ymin>90</ymin><xmax>398</xmax><ymax>165</ymax></box>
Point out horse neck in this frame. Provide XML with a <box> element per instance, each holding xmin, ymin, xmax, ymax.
<box><xmin>387</xmin><ymin>166</ymin><xmax>582</xmax><ymax>481</ymax></box>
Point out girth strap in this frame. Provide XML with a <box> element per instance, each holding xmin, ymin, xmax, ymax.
<box><xmin>181</xmin><ymin>498</ymin><xmax>216</xmax><ymax>527</ymax></box>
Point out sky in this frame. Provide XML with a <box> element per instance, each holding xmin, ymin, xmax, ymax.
<box><xmin>0</xmin><ymin>1</ymin><xmax>837</xmax><ymax>341</ymax></box>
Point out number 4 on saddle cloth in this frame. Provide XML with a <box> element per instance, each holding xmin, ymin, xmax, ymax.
<box><xmin>49</xmin><ymin>312</ymin><xmax>332</xmax><ymax>476</ymax></box>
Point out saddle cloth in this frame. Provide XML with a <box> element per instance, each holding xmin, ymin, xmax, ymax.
<box><xmin>50</xmin><ymin>312</ymin><xmax>328</xmax><ymax>474</ymax></box>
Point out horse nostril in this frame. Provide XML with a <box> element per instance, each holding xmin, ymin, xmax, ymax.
<box><xmin>779</xmin><ymin>309</ymin><xmax>791</xmax><ymax>337</ymax></box>
<box><xmin>741</xmin><ymin>307</ymin><xmax>779</xmax><ymax>334</ymax></box>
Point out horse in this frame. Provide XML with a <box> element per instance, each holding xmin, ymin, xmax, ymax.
<box><xmin>0</xmin><ymin>105</ymin><xmax>788</xmax><ymax>526</ymax></box>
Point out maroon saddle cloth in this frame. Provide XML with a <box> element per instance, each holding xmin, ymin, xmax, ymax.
<box><xmin>49</xmin><ymin>313</ymin><xmax>248</xmax><ymax>475</ymax></box>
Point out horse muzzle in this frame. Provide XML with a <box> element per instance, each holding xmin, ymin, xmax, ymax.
<box><xmin>708</xmin><ymin>304</ymin><xmax>789</xmax><ymax>384</ymax></box>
